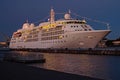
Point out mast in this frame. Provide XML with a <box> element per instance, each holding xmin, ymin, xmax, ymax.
<box><xmin>50</xmin><ymin>8</ymin><xmax>55</xmax><ymax>23</ymax></box>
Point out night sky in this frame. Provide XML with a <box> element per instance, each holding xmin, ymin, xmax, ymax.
<box><xmin>0</xmin><ymin>0</ymin><xmax>120</xmax><ymax>40</ymax></box>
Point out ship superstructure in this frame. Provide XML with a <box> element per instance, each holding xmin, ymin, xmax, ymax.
<box><xmin>9</xmin><ymin>9</ymin><xmax>111</xmax><ymax>49</ymax></box>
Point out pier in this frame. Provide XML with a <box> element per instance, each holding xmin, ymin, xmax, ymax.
<box><xmin>3</xmin><ymin>52</ymin><xmax>45</xmax><ymax>63</ymax></box>
<box><xmin>11</xmin><ymin>48</ymin><xmax>120</xmax><ymax>56</ymax></box>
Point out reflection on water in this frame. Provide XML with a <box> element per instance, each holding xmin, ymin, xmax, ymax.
<box><xmin>29</xmin><ymin>53</ymin><xmax>120</xmax><ymax>80</ymax></box>
<box><xmin>1</xmin><ymin>51</ymin><xmax>120</xmax><ymax>80</ymax></box>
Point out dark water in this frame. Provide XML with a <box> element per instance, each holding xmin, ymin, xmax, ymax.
<box><xmin>1</xmin><ymin>51</ymin><xmax>120</xmax><ymax>80</ymax></box>
<box><xmin>29</xmin><ymin>53</ymin><xmax>120</xmax><ymax>80</ymax></box>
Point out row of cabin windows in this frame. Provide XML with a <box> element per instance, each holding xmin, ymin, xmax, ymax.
<box><xmin>57</xmin><ymin>21</ymin><xmax>85</xmax><ymax>24</ymax></box>
<box><xmin>11</xmin><ymin>37</ymin><xmax>38</xmax><ymax>43</ymax></box>
<box><xmin>27</xmin><ymin>35</ymin><xmax>38</xmax><ymax>39</ymax></box>
<box><xmin>41</xmin><ymin>30</ymin><xmax>64</xmax><ymax>36</ymax></box>
<box><xmin>29</xmin><ymin>31</ymin><xmax>39</xmax><ymax>35</ymax></box>
<box><xmin>41</xmin><ymin>36</ymin><xmax>60</xmax><ymax>40</ymax></box>
<box><xmin>41</xmin><ymin>40</ymin><xmax>67</xmax><ymax>44</ymax></box>
<box><xmin>48</xmin><ymin>27</ymin><xmax>62</xmax><ymax>31</ymax></box>
<box><xmin>42</xmin><ymin>26</ymin><xmax>62</xmax><ymax>33</ymax></box>
<box><xmin>81</xmin><ymin>25</ymin><xmax>92</xmax><ymax>31</ymax></box>
<box><xmin>25</xmin><ymin>38</ymin><xmax>38</xmax><ymax>42</ymax></box>
<box><xmin>71</xmin><ymin>25</ymin><xmax>89</xmax><ymax>28</ymax></box>
<box><xmin>74</xmin><ymin>29</ymin><xmax>92</xmax><ymax>31</ymax></box>
<box><xmin>66</xmin><ymin>21</ymin><xmax>85</xmax><ymax>24</ymax></box>
<box><xmin>41</xmin><ymin>35</ymin><xmax>68</xmax><ymax>41</ymax></box>
<box><xmin>71</xmin><ymin>25</ymin><xmax>92</xmax><ymax>31</ymax></box>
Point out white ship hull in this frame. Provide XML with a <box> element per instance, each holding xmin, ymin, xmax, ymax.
<box><xmin>9</xmin><ymin>30</ymin><xmax>110</xmax><ymax>49</ymax></box>
<box><xmin>9</xmin><ymin>9</ymin><xmax>111</xmax><ymax>49</ymax></box>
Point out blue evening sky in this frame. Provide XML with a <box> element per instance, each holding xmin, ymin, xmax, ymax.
<box><xmin>0</xmin><ymin>0</ymin><xmax>120</xmax><ymax>40</ymax></box>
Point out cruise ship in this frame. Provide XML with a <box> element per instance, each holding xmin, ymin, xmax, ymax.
<box><xmin>9</xmin><ymin>9</ymin><xmax>111</xmax><ymax>49</ymax></box>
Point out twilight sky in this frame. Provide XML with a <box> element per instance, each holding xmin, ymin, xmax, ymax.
<box><xmin>0</xmin><ymin>0</ymin><xmax>120</xmax><ymax>40</ymax></box>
